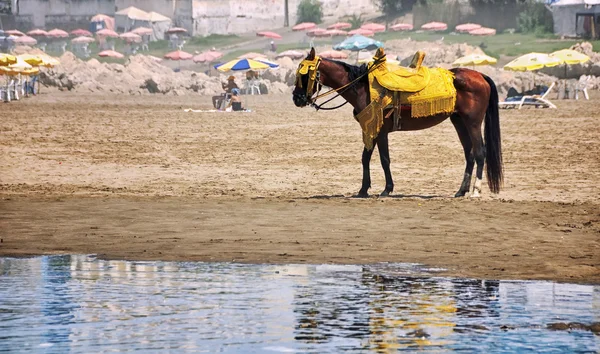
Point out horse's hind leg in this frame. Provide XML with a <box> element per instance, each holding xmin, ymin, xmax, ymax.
<box><xmin>465</xmin><ymin>116</ymin><xmax>486</xmax><ymax>198</ymax></box>
<box><xmin>450</xmin><ymin>113</ymin><xmax>474</xmax><ymax>197</ymax></box>
<box><xmin>377</xmin><ymin>131</ymin><xmax>394</xmax><ymax>196</ymax></box>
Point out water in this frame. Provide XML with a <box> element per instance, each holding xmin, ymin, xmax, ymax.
<box><xmin>0</xmin><ymin>255</ymin><xmax>598</xmax><ymax>353</ymax></box>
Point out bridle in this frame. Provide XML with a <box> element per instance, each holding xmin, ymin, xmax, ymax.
<box><xmin>295</xmin><ymin>54</ymin><xmax>387</xmax><ymax>111</ymax></box>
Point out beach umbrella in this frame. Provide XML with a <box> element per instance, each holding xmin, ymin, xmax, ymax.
<box><xmin>72</xmin><ymin>36</ymin><xmax>96</xmax><ymax>44</ymax></box>
<box><xmin>166</xmin><ymin>27</ymin><xmax>187</xmax><ymax>34</ymax></box>
<box><xmin>348</xmin><ymin>28</ymin><xmax>375</xmax><ymax>37</ymax></box>
<box><xmin>119</xmin><ymin>32</ymin><xmax>142</xmax><ymax>43</ymax></box>
<box><xmin>257</xmin><ymin>31</ymin><xmax>282</xmax><ymax>40</ymax></box>
<box><xmin>469</xmin><ymin>27</ymin><xmax>496</xmax><ymax>36</ymax></box>
<box><xmin>0</xmin><ymin>53</ymin><xmax>17</xmax><ymax>66</ymax></box>
<box><xmin>9</xmin><ymin>56</ymin><xmax>32</xmax><ymax>71</ymax></box>
<box><xmin>13</xmin><ymin>35</ymin><xmax>37</xmax><ymax>46</ymax></box>
<box><xmin>18</xmin><ymin>54</ymin><xmax>43</xmax><ymax>66</ymax></box>
<box><xmin>193</xmin><ymin>50</ymin><xmax>223</xmax><ymax>63</ymax></box>
<box><xmin>549</xmin><ymin>49</ymin><xmax>590</xmax><ymax>65</ymax></box>
<box><xmin>35</xmin><ymin>54</ymin><xmax>60</xmax><ymax>67</ymax></box>
<box><xmin>47</xmin><ymin>29</ymin><xmax>69</xmax><ymax>38</ymax></box>
<box><xmin>455</xmin><ymin>23</ymin><xmax>481</xmax><ymax>33</ymax></box>
<box><xmin>333</xmin><ymin>35</ymin><xmax>383</xmax><ymax>51</ymax></box>
<box><xmin>238</xmin><ymin>52</ymin><xmax>267</xmax><ymax>60</ymax></box>
<box><xmin>255</xmin><ymin>58</ymin><xmax>280</xmax><ymax>68</ymax></box>
<box><xmin>96</xmin><ymin>28</ymin><xmax>119</xmax><ymax>38</ymax></box>
<box><xmin>324</xmin><ymin>29</ymin><xmax>348</xmax><ymax>37</ymax></box>
<box><xmin>327</xmin><ymin>22</ymin><xmax>352</xmax><ymax>30</ymax></box>
<box><xmin>452</xmin><ymin>53</ymin><xmax>497</xmax><ymax>67</ymax></box>
<box><xmin>421</xmin><ymin>22</ymin><xmax>448</xmax><ymax>31</ymax></box>
<box><xmin>276</xmin><ymin>50</ymin><xmax>305</xmax><ymax>59</ymax></box>
<box><xmin>214</xmin><ymin>58</ymin><xmax>270</xmax><ymax>72</ymax></box>
<box><xmin>549</xmin><ymin>49</ymin><xmax>591</xmax><ymax>81</ymax></box>
<box><xmin>131</xmin><ymin>27</ymin><xmax>153</xmax><ymax>36</ymax></box>
<box><xmin>27</xmin><ymin>29</ymin><xmax>48</xmax><ymax>37</ymax></box>
<box><xmin>307</xmin><ymin>28</ymin><xmax>329</xmax><ymax>37</ymax></box>
<box><xmin>320</xmin><ymin>50</ymin><xmax>348</xmax><ymax>59</ymax></box>
<box><xmin>361</xmin><ymin>23</ymin><xmax>386</xmax><ymax>33</ymax></box>
<box><xmin>5</xmin><ymin>29</ymin><xmax>25</xmax><ymax>36</ymax></box>
<box><xmin>164</xmin><ymin>50</ymin><xmax>193</xmax><ymax>61</ymax></box>
<box><xmin>390</xmin><ymin>23</ymin><xmax>413</xmax><ymax>31</ymax></box>
<box><xmin>98</xmin><ymin>50</ymin><xmax>124</xmax><ymax>59</ymax></box>
<box><xmin>292</xmin><ymin>22</ymin><xmax>317</xmax><ymax>31</ymax></box>
<box><xmin>504</xmin><ymin>53</ymin><xmax>561</xmax><ymax>72</ymax></box>
<box><xmin>71</xmin><ymin>28</ymin><xmax>93</xmax><ymax>37</ymax></box>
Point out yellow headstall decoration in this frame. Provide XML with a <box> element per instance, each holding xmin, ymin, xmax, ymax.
<box><xmin>295</xmin><ymin>56</ymin><xmax>322</xmax><ymax>98</ymax></box>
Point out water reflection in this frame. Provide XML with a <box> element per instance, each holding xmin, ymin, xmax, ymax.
<box><xmin>0</xmin><ymin>256</ymin><xmax>598</xmax><ymax>353</ymax></box>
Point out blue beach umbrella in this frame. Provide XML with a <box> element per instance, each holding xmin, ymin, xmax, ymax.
<box><xmin>333</xmin><ymin>35</ymin><xmax>383</xmax><ymax>52</ymax></box>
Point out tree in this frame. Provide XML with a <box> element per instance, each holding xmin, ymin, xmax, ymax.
<box><xmin>297</xmin><ymin>0</ymin><xmax>323</xmax><ymax>24</ymax></box>
<box><xmin>373</xmin><ymin>0</ymin><xmax>418</xmax><ymax>22</ymax></box>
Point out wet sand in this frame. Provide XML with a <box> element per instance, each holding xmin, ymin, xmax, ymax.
<box><xmin>1</xmin><ymin>92</ymin><xmax>599</xmax><ymax>283</ymax></box>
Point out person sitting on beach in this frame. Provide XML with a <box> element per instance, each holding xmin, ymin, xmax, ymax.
<box><xmin>226</xmin><ymin>88</ymin><xmax>245</xmax><ymax>111</ymax></box>
<box><xmin>212</xmin><ymin>76</ymin><xmax>239</xmax><ymax>108</ymax></box>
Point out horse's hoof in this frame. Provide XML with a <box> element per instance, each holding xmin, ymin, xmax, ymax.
<box><xmin>380</xmin><ymin>190</ymin><xmax>391</xmax><ymax>197</ymax></box>
<box><xmin>355</xmin><ymin>191</ymin><xmax>369</xmax><ymax>198</ymax></box>
<box><xmin>470</xmin><ymin>190</ymin><xmax>481</xmax><ymax>198</ymax></box>
<box><xmin>454</xmin><ymin>191</ymin><xmax>467</xmax><ymax>198</ymax></box>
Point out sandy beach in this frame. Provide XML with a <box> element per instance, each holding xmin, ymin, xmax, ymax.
<box><xmin>1</xmin><ymin>92</ymin><xmax>599</xmax><ymax>284</ymax></box>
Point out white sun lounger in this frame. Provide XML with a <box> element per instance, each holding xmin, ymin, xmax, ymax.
<box><xmin>499</xmin><ymin>82</ymin><xmax>556</xmax><ymax>109</ymax></box>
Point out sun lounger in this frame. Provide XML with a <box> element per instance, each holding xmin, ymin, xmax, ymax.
<box><xmin>499</xmin><ymin>82</ymin><xmax>556</xmax><ymax>109</ymax></box>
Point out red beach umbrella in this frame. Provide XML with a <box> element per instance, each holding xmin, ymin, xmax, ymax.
<box><xmin>70</xmin><ymin>28</ymin><xmax>93</xmax><ymax>37</ymax></box>
<box><xmin>348</xmin><ymin>28</ymin><xmax>375</xmax><ymax>36</ymax></box>
<box><xmin>327</xmin><ymin>22</ymin><xmax>352</xmax><ymax>30</ymax></box>
<box><xmin>98</xmin><ymin>50</ymin><xmax>124</xmax><ymax>59</ymax></box>
<box><xmin>469</xmin><ymin>27</ymin><xmax>497</xmax><ymax>36</ymax></box>
<box><xmin>72</xmin><ymin>36</ymin><xmax>96</xmax><ymax>44</ymax></box>
<box><xmin>164</xmin><ymin>50</ymin><xmax>193</xmax><ymax>61</ymax></box>
<box><xmin>47</xmin><ymin>29</ymin><xmax>69</xmax><ymax>38</ymax></box>
<box><xmin>421</xmin><ymin>22</ymin><xmax>448</xmax><ymax>31</ymax></box>
<box><xmin>96</xmin><ymin>29</ymin><xmax>119</xmax><ymax>38</ymax></box>
<box><xmin>5</xmin><ymin>29</ymin><xmax>25</xmax><ymax>36</ymax></box>
<box><xmin>166</xmin><ymin>27</ymin><xmax>187</xmax><ymax>34</ymax></box>
<box><xmin>455</xmin><ymin>23</ymin><xmax>482</xmax><ymax>33</ymax></box>
<box><xmin>324</xmin><ymin>29</ymin><xmax>348</xmax><ymax>36</ymax></box>
<box><xmin>292</xmin><ymin>22</ymin><xmax>317</xmax><ymax>31</ymax></box>
<box><xmin>361</xmin><ymin>23</ymin><xmax>386</xmax><ymax>33</ymax></box>
<box><xmin>257</xmin><ymin>31</ymin><xmax>282</xmax><ymax>39</ymax></box>
<box><xmin>131</xmin><ymin>27</ymin><xmax>153</xmax><ymax>36</ymax></box>
<box><xmin>27</xmin><ymin>29</ymin><xmax>49</xmax><ymax>37</ymax></box>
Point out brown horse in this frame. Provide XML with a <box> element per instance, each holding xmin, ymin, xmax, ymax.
<box><xmin>292</xmin><ymin>48</ymin><xmax>503</xmax><ymax>198</ymax></box>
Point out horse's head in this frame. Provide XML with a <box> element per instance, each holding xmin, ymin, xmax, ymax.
<box><xmin>293</xmin><ymin>48</ymin><xmax>321</xmax><ymax>107</ymax></box>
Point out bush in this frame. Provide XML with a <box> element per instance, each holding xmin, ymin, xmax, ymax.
<box><xmin>296</xmin><ymin>0</ymin><xmax>323</xmax><ymax>24</ymax></box>
<box><xmin>348</xmin><ymin>14</ymin><xmax>364</xmax><ymax>29</ymax></box>
<box><xmin>517</xmin><ymin>0</ymin><xmax>553</xmax><ymax>34</ymax></box>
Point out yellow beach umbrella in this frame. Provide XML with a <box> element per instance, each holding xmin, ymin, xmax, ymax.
<box><xmin>214</xmin><ymin>58</ymin><xmax>270</xmax><ymax>72</ymax></box>
<box><xmin>452</xmin><ymin>53</ymin><xmax>497</xmax><ymax>67</ymax></box>
<box><xmin>549</xmin><ymin>49</ymin><xmax>590</xmax><ymax>65</ymax></box>
<box><xmin>18</xmin><ymin>54</ymin><xmax>43</xmax><ymax>66</ymax></box>
<box><xmin>503</xmin><ymin>52</ymin><xmax>561</xmax><ymax>72</ymax></box>
<box><xmin>1</xmin><ymin>53</ymin><xmax>17</xmax><ymax>66</ymax></box>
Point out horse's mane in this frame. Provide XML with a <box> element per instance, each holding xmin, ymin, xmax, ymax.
<box><xmin>324</xmin><ymin>59</ymin><xmax>368</xmax><ymax>83</ymax></box>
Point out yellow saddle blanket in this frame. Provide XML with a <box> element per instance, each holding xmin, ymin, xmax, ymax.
<box><xmin>356</xmin><ymin>48</ymin><xmax>457</xmax><ymax>150</ymax></box>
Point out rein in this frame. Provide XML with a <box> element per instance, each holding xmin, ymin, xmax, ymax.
<box><xmin>308</xmin><ymin>55</ymin><xmax>386</xmax><ymax>111</ymax></box>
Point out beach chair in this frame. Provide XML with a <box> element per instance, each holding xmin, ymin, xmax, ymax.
<box><xmin>575</xmin><ymin>75</ymin><xmax>591</xmax><ymax>100</ymax></box>
<box><xmin>499</xmin><ymin>82</ymin><xmax>556</xmax><ymax>109</ymax></box>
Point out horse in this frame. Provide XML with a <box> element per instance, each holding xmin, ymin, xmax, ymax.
<box><xmin>292</xmin><ymin>48</ymin><xmax>503</xmax><ymax>198</ymax></box>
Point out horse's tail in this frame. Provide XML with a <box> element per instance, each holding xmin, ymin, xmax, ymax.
<box><xmin>482</xmin><ymin>74</ymin><xmax>503</xmax><ymax>194</ymax></box>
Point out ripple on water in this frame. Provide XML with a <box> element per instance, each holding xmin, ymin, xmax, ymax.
<box><xmin>0</xmin><ymin>255</ymin><xmax>598</xmax><ymax>353</ymax></box>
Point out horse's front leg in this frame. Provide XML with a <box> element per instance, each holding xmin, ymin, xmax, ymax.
<box><xmin>377</xmin><ymin>131</ymin><xmax>394</xmax><ymax>197</ymax></box>
<box><xmin>357</xmin><ymin>146</ymin><xmax>374</xmax><ymax>198</ymax></box>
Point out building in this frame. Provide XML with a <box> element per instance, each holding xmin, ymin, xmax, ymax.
<box><xmin>551</xmin><ymin>0</ymin><xmax>600</xmax><ymax>38</ymax></box>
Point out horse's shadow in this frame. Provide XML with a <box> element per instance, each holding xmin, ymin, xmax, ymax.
<box><xmin>303</xmin><ymin>193</ymin><xmax>443</xmax><ymax>200</ymax></box>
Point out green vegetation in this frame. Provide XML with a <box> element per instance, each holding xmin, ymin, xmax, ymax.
<box><xmin>296</xmin><ymin>0</ymin><xmax>323</xmax><ymax>24</ymax></box>
<box><xmin>372</xmin><ymin>31</ymin><xmax>600</xmax><ymax>59</ymax></box>
<box><xmin>517</xmin><ymin>0</ymin><xmax>554</xmax><ymax>35</ymax></box>
<box><xmin>347</xmin><ymin>14</ymin><xmax>364</xmax><ymax>30</ymax></box>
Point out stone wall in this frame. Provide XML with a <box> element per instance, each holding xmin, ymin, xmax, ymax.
<box><xmin>16</xmin><ymin>0</ymin><xmax>115</xmax><ymax>28</ymax></box>
<box><xmin>191</xmin><ymin>0</ymin><xmax>378</xmax><ymax>36</ymax></box>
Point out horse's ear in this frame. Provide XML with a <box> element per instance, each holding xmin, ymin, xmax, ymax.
<box><xmin>307</xmin><ymin>47</ymin><xmax>316</xmax><ymax>60</ymax></box>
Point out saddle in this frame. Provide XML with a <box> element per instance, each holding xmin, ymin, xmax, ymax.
<box><xmin>356</xmin><ymin>48</ymin><xmax>457</xmax><ymax>150</ymax></box>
